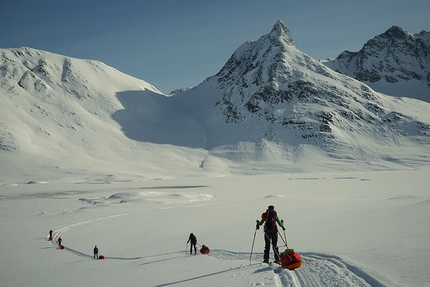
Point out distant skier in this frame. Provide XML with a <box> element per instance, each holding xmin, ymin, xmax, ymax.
<box><xmin>187</xmin><ymin>233</ymin><xmax>197</xmax><ymax>254</ymax></box>
<box><xmin>256</xmin><ymin>205</ymin><xmax>285</xmax><ymax>264</ymax></box>
<box><xmin>93</xmin><ymin>245</ymin><xmax>99</xmax><ymax>259</ymax></box>
<box><xmin>49</xmin><ymin>230</ymin><xmax>53</xmax><ymax>240</ymax></box>
<box><xmin>58</xmin><ymin>237</ymin><xmax>63</xmax><ymax>248</ymax></box>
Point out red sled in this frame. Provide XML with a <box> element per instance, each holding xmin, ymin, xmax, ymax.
<box><xmin>60</xmin><ymin>245</ymin><xmax>65</xmax><ymax>250</ymax></box>
<box><xmin>200</xmin><ymin>245</ymin><xmax>210</xmax><ymax>254</ymax></box>
<box><xmin>98</xmin><ymin>255</ymin><xmax>105</xmax><ymax>260</ymax></box>
<box><xmin>280</xmin><ymin>249</ymin><xmax>302</xmax><ymax>270</ymax></box>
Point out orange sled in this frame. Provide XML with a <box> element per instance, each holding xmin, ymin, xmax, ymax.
<box><xmin>280</xmin><ymin>249</ymin><xmax>302</xmax><ymax>270</ymax></box>
<box><xmin>200</xmin><ymin>245</ymin><xmax>210</xmax><ymax>254</ymax></box>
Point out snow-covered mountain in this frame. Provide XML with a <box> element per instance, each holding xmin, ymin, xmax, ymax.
<box><xmin>0</xmin><ymin>47</ymin><xmax>210</xmax><ymax>183</ymax></box>
<box><xmin>1</xmin><ymin>21</ymin><xmax>430</xmax><ymax>183</ymax></box>
<box><xmin>172</xmin><ymin>20</ymin><xmax>430</xmax><ymax>164</ymax></box>
<box><xmin>322</xmin><ymin>25</ymin><xmax>430</xmax><ymax>102</ymax></box>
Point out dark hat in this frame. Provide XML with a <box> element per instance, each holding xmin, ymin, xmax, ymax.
<box><xmin>268</xmin><ymin>205</ymin><xmax>274</xmax><ymax>209</ymax></box>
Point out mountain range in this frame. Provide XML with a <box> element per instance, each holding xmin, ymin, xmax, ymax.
<box><xmin>1</xmin><ymin>20</ymin><xmax>430</xmax><ymax>183</ymax></box>
<box><xmin>322</xmin><ymin>25</ymin><xmax>430</xmax><ymax>102</ymax></box>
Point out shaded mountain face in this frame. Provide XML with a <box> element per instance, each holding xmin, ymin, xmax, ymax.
<box><xmin>1</xmin><ymin>22</ymin><xmax>430</xmax><ymax>183</ymax></box>
<box><xmin>0</xmin><ymin>47</ymin><xmax>163</xmax><ymax>151</ymax></box>
<box><xmin>179</xmin><ymin>21</ymin><xmax>430</xmax><ymax>153</ymax></box>
<box><xmin>0</xmin><ymin>47</ymin><xmax>199</xmax><ymax>183</ymax></box>
<box><xmin>322</xmin><ymin>26</ymin><xmax>430</xmax><ymax>101</ymax></box>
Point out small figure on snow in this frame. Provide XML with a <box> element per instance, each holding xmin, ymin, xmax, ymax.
<box><xmin>49</xmin><ymin>230</ymin><xmax>53</xmax><ymax>240</ymax></box>
<box><xmin>256</xmin><ymin>205</ymin><xmax>285</xmax><ymax>264</ymax></box>
<box><xmin>187</xmin><ymin>233</ymin><xmax>197</xmax><ymax>254</ymax></box>
<box><xmin>57</xmin><ymin>237</ymin><xmax>63</xmax><ymax>248</ymax></box>
<box><xmin>93</xmin><ymin>245</ymin><xmax>99</xmax><ymax>259</ymax></box>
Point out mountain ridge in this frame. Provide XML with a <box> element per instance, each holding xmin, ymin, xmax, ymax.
<box><xmin>322</xmin><ymin>25</ymin><xmax>430</xmax><ymax>102</ymax></box>
<box><xmin>173</xmin><ymin>22</ymin><xmax>430</xmax><ymax>147</ymax></box>
<box><xmin>1</xmin><ymin>22</ymin><xmax>430</xmax><ymax>183</ymax></box>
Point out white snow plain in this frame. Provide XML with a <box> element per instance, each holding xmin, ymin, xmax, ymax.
<box><xmin>1</xmin><ymin>169</ymin><xmax>429</xmax><ymax>287</ymax></box>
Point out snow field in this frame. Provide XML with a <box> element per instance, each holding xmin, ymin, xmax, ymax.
<box><xmin>1</xmin><ymin>170</ymin><xmax>429</xmax><ymax>286</ymax></box>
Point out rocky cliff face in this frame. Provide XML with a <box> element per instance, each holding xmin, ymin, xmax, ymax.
<box><xmin>182</xmin><ymin>21</ymin><xmax>429</xmax><ymax>151</ymax></box>
<box><xmin>322</xmin><ymin>26</ymin><xmax>430</xmax><ymax>101</ymax></box>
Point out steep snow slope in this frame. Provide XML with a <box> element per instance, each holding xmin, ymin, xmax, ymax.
<box><xmin>322</xmin><ymin>26</ymin><xmax>430</xmax><ymax>102</ymax></box>
<box><xmin>0</xmin><ymin>47</ymin><xmax>209</xmax><ymax>183</ymax></box>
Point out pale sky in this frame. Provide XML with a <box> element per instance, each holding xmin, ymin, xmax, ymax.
<box><xmin>1</xmin><ymin>0</ymin><xmax>429</xmax><ymax>94</ymax></box>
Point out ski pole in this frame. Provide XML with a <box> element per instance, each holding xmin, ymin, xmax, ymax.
<box><xmin>278</xmin><ymin>220</ymin><xmax>288</xmax><ymax>248</ymax></box>
<box><xmin>283</xmin><ymin>229</ymin><xmax>288</xmax><ymax>248</ymax></box>
<box><xmin>277</xmin><ymin>230</ymin><xmax>288</xmax><ymax>246</ymax></box>
<box><xmin>249</xmin><ymin>221</ymin><xmax>258</xmax><ymax>262</ymax></box>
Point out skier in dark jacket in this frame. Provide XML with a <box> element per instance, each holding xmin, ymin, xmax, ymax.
<box><xmin>187</xmin><ymin>233</ymin><xmax>197</xmax><ymax>254</ymax></box>
<box><xmin>93</xmin><ymin>246</ymin><xmax>99</xmax><ymax>259</ymax></box>
<box><xmin>256</xmin><ymin>205</ymin><xmax>285</xmax><ymax>264</ymax></box>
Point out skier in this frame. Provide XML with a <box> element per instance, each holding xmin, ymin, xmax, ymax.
<box><xmin>93</xmin><ymin>245</ymin><xmax>99</xmax><ymax>259</ymax></box>
<box><xmin>187</xmin><ymin>233</ymin><xmax>197</xmax><ymax>254</ymax></box>
<box><xmin>256</xmin><ymin>205</ymin><xmax>285</xmax><ymax>264</ymax></box>
<box><xmin>49</xmin><ymin>230</ymin><xmax>53</xmax><ymax>240</ymax></box>
<box><xmin>58</xmin><ymin>237</ymin><xmax>63</xmax><ymax>248</ymax></box>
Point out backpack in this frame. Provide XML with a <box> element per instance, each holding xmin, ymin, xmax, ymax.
<box><xmin>264</xmin><ymin>209</ymin><xmax>277</xmax><ymax>232</ymax></box>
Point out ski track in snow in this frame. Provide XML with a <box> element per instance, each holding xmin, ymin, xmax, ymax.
<box><xmin>209</xmin><ymin>250</ymin><xmax>384</xmax><ymax>287</ymax></box>
<box><xmin>49</xmin><ymin>218</ymin><xmax>385</xmax><ymax>286</ymax></box>
<box><xmin>49</xmin><ymin>211</ymin><xmax>148</xmax><ymax>260</ymax></box>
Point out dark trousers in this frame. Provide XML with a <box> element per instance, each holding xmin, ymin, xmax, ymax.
<box><xmin>190</xmin><ymin>243</ymin><xmax>196</xmax><ymax>254</ymax></box>
<box><xmin>264</xmin><ymin>232</ymin><xmax>279</xmax><ymax>261</ymax></box>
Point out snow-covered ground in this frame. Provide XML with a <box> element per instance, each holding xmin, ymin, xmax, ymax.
<box><xmin>1</xmin><ymin>28</ymin><xmax>430</xmax><ymax>286</ymax></box>
<box><xmin>1</xmin><ymin>169</ymin><xmax>429</xmax><ymax>286</ymax></box>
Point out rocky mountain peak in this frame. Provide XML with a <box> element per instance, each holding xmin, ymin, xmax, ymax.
<box><xmin>215</xmin><ymin>20</ymin><xmax>298</xmax><ymax>90</ymax></box>
<box><xmin>187</xmin><ymin>22</ymin><xmax>430</xmax><ymax>151</ymax></box>
<box><xmin>322</xmin><ymin>25</ymin><xmax>430</xmax><ymax>101</ymax></box>
<box><xmin>268</xmin><ymin>20</ymin><xmax>296</xmax><ymax>47</ymax></box>
<box><xmin>382</xmin><ymin>25</ymin><xmax>409</xmax><ymax>39</ymax></box>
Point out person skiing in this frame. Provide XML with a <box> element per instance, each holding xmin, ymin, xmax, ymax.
<box><xmin>187</xmin><ymin>233</ymin><xmax>197</xmax><ymax>254</ymax></box>
<box><xmin>49</xmin><ymin>230</ymin><xmax>53</xmax><ymax>240</ymax></box>
<box><xmin>57</xmin><ymin>237</ymin><xmax>63</xmax><ymax>248</ymax></box>
<box><xmin>93</xmin><ymin>245</ymin><xmax>99</xmax><ymax>259</ymax></box>
<box><xmin>256</xmin><ymin>205</ymin><xmax>285</xmax><ymax>264</ymax></box>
